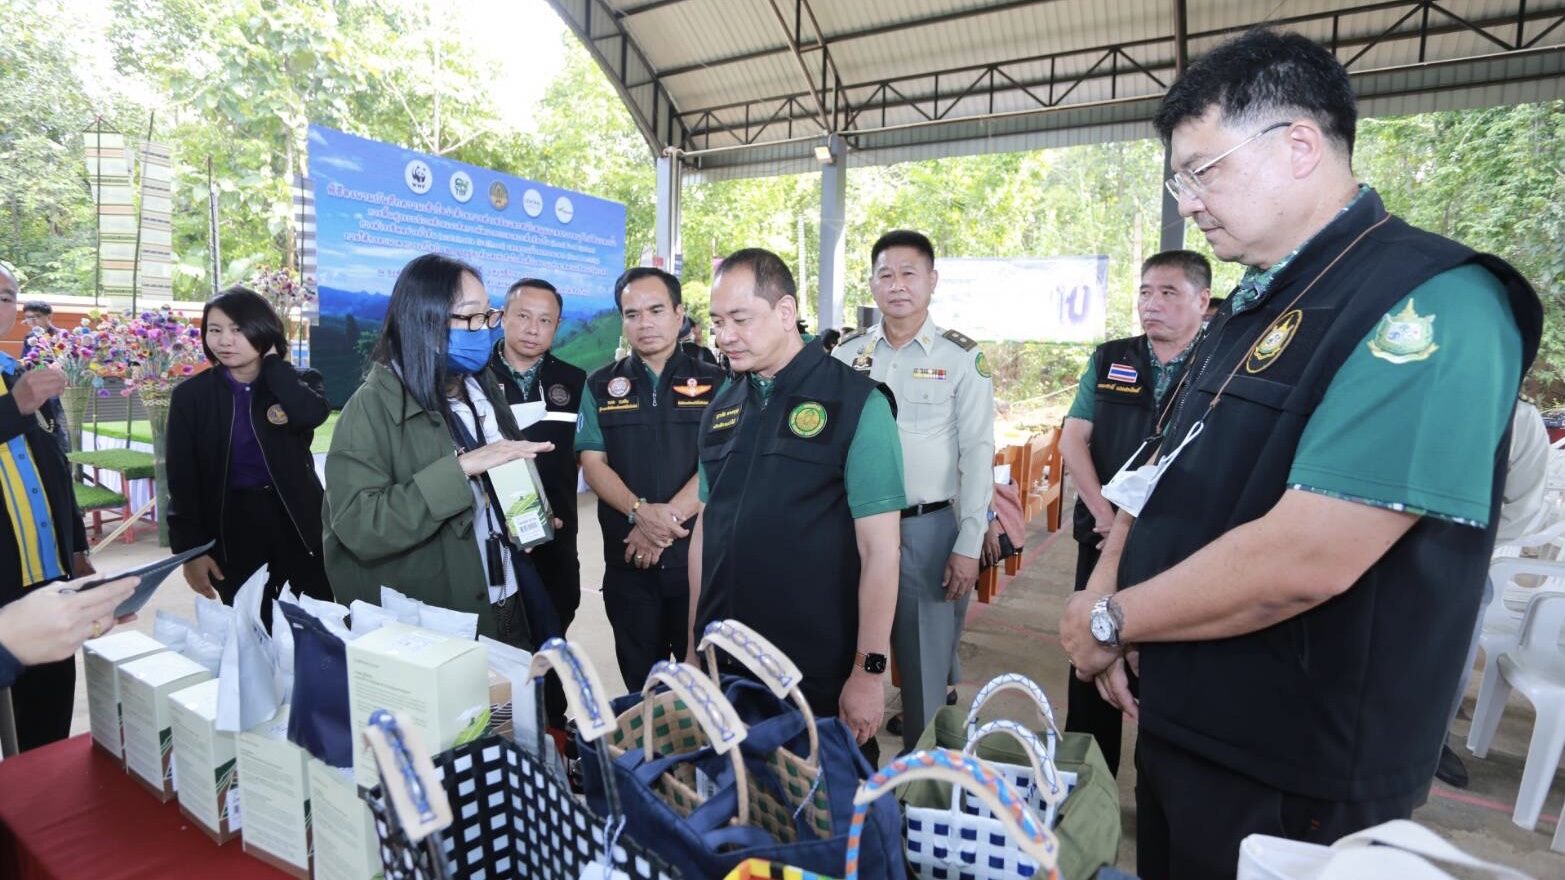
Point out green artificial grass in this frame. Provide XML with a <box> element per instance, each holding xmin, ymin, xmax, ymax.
<box><xmin>84</xmin><ymin>411</ymin><xmax>341</xmax><ymax>454</ymax></box>
<box><xmin>69</xmin><ymin>449</ymin><xmax>156</xmax><ymax>480</ymax></box>
<box><xmin>74</xmin><ymin>482</ymin><xmax>128</xmax><ymax>510</ymax></box>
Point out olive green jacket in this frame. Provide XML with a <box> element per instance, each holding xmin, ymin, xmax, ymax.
<box><xmin>322</xmin><ymin>363</ymin><xmax>526</xmax><ymax>642</ymax></box>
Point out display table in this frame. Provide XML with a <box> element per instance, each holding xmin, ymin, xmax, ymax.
<box><xmin>0</xmin><ymin>734</ymin><xmax>288</xmax><ymax>879</ymax></box>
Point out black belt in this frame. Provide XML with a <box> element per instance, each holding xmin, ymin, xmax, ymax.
<box><xmin>230</xmin><ymin>484</ymin><xmax>275</xmax><ymax>495</ymax></box>
<box><xmin>901</xmin><ymin>499</ymin><xmax>952</xmax><ymax>518</ymax></box>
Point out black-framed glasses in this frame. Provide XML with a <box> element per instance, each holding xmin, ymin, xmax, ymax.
<box><xmin>450</xmin><ymin>308</ymin><xmax>503</xmax><ymax>331</ymax></box>
<box><xmin>1165</xmin><ymin>121</ymin><xmax>1291</xmax><ymax>203</ymax></box>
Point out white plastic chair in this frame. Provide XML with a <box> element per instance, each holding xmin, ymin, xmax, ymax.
<box><xmin>1466</xmin><ymin>590</ymin><xmax>1565</xmax><ymax>830</ymax></box>
<box><xmin>1468</xmin><ymin>558</ymin><xmax>1565</xmax><ymax>724</ymax></box>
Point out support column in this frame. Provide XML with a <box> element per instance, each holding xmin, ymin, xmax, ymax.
<box><xmin>1159</xmin><ymin>144</ymin><xmax>1184</xmax><ymax>253</ymax></box>
<box><xmin>817</xmin><ymin>134</ymin><xmax>847</xmax><ymax>329</ymax></box>
<box><xmin>654</xmin><ymin>150</ymin><xmax>682</xmax><ymax>270</ymax></box>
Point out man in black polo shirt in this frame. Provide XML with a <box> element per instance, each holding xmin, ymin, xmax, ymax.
<box><xmin>689</xmin><ymin>248</ymin><xmax>904</xmax><ymax>758</ymax></box>
<box><xmin>1058</xmin><ymin>250</ymin><xmax>1209</xmax><ymax>776</ymax></box>
<box><xmin>1058</xmin><ymin>30</ymin><xmax>1541</xmax><ymax>878</ymax></box>
<box><xmin>486</xmin><ymin>278</ymin><xmax>586</xmax><ymax>643</ymax></box>
<box><xmin>577</xmin><ymin>267</ymin><xmax>724</xmax><ymax>690</ymax></box>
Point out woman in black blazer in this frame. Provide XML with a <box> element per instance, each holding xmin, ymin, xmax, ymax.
<box><xmin>165</xmin><ymin>286</ymin><xmax>333</xmax><ymax>609</ymax></box>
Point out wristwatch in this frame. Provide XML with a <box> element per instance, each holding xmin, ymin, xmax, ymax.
<box><xmin>1089</xmin><ymin>595</ymin><xmax>1124</xmax><ymax>648</ymax></box>
<box><xmin>854</xmin><ymin>651</ymin><xmax>888</xmax><ymax>675</ymax></box>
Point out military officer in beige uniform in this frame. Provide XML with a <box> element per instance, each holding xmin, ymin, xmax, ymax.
<box><xmin>834</xmin><ymin>229</ymin><xmax>996</xmax><ymax>752</ymax></box>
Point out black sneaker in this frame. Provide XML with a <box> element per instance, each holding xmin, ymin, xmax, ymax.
<box><xmin>946</xmin><ymin>689</ymin><xmax>958</xmax><ymax>706</ymax></box>
<box><xmin>1436</xmin><ymin>743</ymin><xmax>1469</xmax><ymax>789</ymax></box>
<box><xmin>885</xmin><ymin>713</ymin><xmax>903</xmax><ymax>737</ymax></box>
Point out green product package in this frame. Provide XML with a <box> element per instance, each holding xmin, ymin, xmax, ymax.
<box><xmin>901</xmin><ymin>704</ymin><xmax>1122</xmax><ymax>880</ymax></box>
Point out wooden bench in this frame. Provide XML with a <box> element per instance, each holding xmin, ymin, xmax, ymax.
<box><xmin>69</xmin><ymin>449</ymin><xmax>155</xmax><ymax>544</ymax></box>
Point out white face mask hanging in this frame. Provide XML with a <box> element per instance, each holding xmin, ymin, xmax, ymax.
<box><xmin>1099</xmin><ymin>420</ymin><xmax>1206</xmax><ymax>518</ymax></box>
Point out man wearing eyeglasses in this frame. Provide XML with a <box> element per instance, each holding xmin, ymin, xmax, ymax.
<box><xmin>577</xmin><ymin>267</ymin><xmax>725</xmax><ymax>690</ymax></box>
<box><xmin>1057</xmin><ymin>29</ymin><xmax>1541</xmax><ymax>878</ymax></box>
<box><xmin>1058</xmin><ymin>249</ymin><xmax>1209</xmax><ymax>778</ymax></box>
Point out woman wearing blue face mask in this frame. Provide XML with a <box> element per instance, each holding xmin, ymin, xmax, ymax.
<box><xmin>323</xmin><ymin>253</ymin><xmax>557</xmax><ymax>647</ymax></box>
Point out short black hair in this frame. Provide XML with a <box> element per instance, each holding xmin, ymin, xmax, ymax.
<box><xmin>613</xmin><ymin>267</ymin><xmax>681</xmax><ymax>311</ymax></box>
<box><xmin>21</xmin><ymin>301</ymin><xmax>51</xmax><ymax>317</ymax></box>
<box><xmin>870</xmin><ymin>230</ymin><xmax>935</xmax><ymax>267</ymax></box>
<box><xmin>714</xmin><ymin>248</ymin><xmax>797</xmax><ymax>307</ymax></box>
<box><xmin>1153</xmin><ymin>29</ymin><xmax>1357</xmax><ymax>156</ymax></box>
<box><xmin>203</xmin><ymin>286</ymin><xmax>288</xmax><ymax>363</ymax></box>
<box><xmin>505</xmin><ymin>277</ymin><xmax>562</xmax><ymax>315</ymax></box>
<box><xmin>1141</xmin><ymin>250</ymin><xmax>1212</xmax><ymax>292</ymax></box>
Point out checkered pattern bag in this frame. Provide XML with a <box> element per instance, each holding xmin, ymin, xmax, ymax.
<box><xmin>360</xmin><ymin>639</ymin><xmax>681</xmax><ymax>880</ymax></box>
<box><xmin>722</xmin><ymin>749</ymin><xmax>1062</xmax><ymax>880</ymax></box>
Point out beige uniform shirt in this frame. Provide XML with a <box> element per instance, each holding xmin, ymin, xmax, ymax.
<box><xmin>833</xmin><ymin>316</ymin><xmax>996</xmax><ymax>557</ymax></box>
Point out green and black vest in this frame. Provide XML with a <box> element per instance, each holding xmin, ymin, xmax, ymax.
<box><xmin>1072</xmin><ymin>335</ymin><xmax>1160</xmax><ymax>544</ymax></box>
<box><xmin>1121</xmin><ymin>190</ymin><xmax>1542</xmax><ymax>801</ymax></box>
<box><xmin>586</xmin><ymin>349</ymin><xmax>725</xmax><ymax>570</ymax></box>
<box><xmin>695</xmin><ymin>342</ymin><xmax>889</xmax><ymax>682</ymax></box>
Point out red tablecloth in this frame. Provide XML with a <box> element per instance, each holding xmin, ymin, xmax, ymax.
<box><xmin>0</xmin><ymin>734</ymin><xmax>289</xmax><ymax>879</ymax></box>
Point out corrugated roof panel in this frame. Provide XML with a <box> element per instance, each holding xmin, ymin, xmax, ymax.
<box><xmin>625</xmin><ymin>0</ymin><xmax>783</xmax><ymax>70</ymax></box>
<box><xmin>666</xmin><ymin>53</ymin><xmax>813</xmax><ymax>116</ymax></box>
<box><xmin>812</xmin><ymin>0</ymin><xmax>998</xmax><ymax>35</ymax></box>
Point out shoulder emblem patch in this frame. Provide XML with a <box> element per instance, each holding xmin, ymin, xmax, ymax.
<box><xmin>788</xmin><ymin>401</ymin><xmax>828</xmax><ymax>438</ymax></box>
<box><xmin>1367</xmin><ymin>299</ymin><xmax>1439</xmax><ymax>364</ymax></box>
<box><xmin>1245</xmin><ymin>309</ymin><xmax>1303</xmax><ymax>374</ymax></box>
<box><xmin>266</xmin><ymin>404</ymin><xmax>288</xmax><ymax>425</ymax></box>
<box><xmin>974</xmin><ymin>349</ymin><xmax>992</xmax><ymax>379</ymax></box>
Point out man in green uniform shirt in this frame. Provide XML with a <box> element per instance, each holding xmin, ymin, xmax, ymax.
<box><xmin>689</xmin><ymin>248</ymin><xmax>904</xmax><ymax>760</ymax></box>
<box><xmin>833</xmin><ymin>229</ymin><xmax>995</xmax><ymax>754</ymax></box>
<box><xmin>1058</xmin><ymin>29</ymin><xmax>1541</xmax><ymax>878</ymax></box>
<box><xmin>1058</xmin><ymin>249</ymin><xmax>1209</xmax><ymax>776</ymax></box>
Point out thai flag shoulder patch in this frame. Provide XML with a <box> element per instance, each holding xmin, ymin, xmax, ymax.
<box><xmin>1106</xmin><ymin>362</ymin><xmax>1139</xmax><ymax>384</ymax></box>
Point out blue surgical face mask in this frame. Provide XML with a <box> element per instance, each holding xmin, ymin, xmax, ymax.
<box><xmin>445</xmin><ymin>327</ymin><xmax>491</xmax><ymax>374</ymax></box>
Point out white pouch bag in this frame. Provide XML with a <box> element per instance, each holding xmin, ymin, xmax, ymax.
<box><xmin>214</xmin><ymin>568</ymin><xmax>282</xmax><ymax>733</ymax></box>
<box><xmin>1238</xmin><ymin>819</ymin><xmax>1534</xmax><ymax>880</ymax></box>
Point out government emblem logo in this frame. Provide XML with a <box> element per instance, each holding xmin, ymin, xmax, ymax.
<box><xmin>788</xmin><ymin>401</ymin><xmax>827</xmax><ymax>439</ymax></box>
<box><xmin>851</xmin><ymin>347</ymin><xmax>873</xmax><ymax>372</ymax></box>
<box><xmin>673</xmin><ymin>377</ymin><xmax>712</xmax><ymax>397</ymax></box>
<box><xmin>1245</xmin><ymin>309</ymin><xmax>1303</xmax><ymax>374</ymax></box>
<box><xmin>266</xmin><ymin>404</ymin><xmax>288</xmax><ymax>425</ymax></box>
<box><xmin>975</xmin><ymin>350</ymin><xmax>992</xmax><ymax>379</ymax></box>
<box><xmin>1367</xmin><ymin>299</ymin><xmax>1439</xmax><ymax>364</ymax></box>
<box><xmin>548</xmin><ymin>384</ymin><xmax>570</xmax><ymax>406</ymax></box>
<box><xmin>607</xmin><ymin>376</ymin><xmax>631</xmax><ymax>398</ymax></box>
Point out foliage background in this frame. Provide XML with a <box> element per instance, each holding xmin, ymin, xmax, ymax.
<box><xmin>3</xmin><ymin>0</ymin><xmax>1560</xmax><ymax>405</ymax></box>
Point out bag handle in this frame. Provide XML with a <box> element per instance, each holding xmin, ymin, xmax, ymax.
<box><xmin>1326</xmin><ymin>820</ymin><xmax>1533</xmax><ymax>879</ymax></box>
<box><xmin>848</xmin><ymin>749</ymin><xmax>1060</xmax><ymax>880</ymax></box>
<box><xmin>965</xmin><ymin>673</ymin><xmax>1060</xmax><ymax>756</ymax></box>
<box><xmin>961</xmin><ymin>719</ymin><xmax>1066</xmax><ymax>827</ymax></box>
<box><xmin>698</xmin><ymin>619</ymin><xmax>820</xmax><ymax>766</ymax></box>
<box><xmin>528</xmin><ymin>637</ymin><xmax>617</xmax><ymax>744</ymax></box>
<box><xmin>642</xmin><ymin>660</ymin><xmax>751</xmax><ymax>827</ymax></box>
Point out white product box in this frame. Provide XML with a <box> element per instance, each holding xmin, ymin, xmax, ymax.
<box><xmin>169</xmin><ymin>678</ymin><xmax>242</xmax><ymax>844</ymax></box>
<box><xmin>307</xmin><ymin>758</ymin><xmax>383</xmax><ymax>880</ymax></box>
<box><xmin>346</xmin><ymin>623</ymin><xmax>489</xmax><ymax>788</ymax></box>
<box><xmin>83</xmin><ymin>630</ymin><xmax>168</xmax><ymax>759</ymax></box>
<box><xmin>117</xmin><ymin>650</ymin><xmax>211</xmax><ymax>800</ymax></box>
<box><xmin>236</xmin><ymin>705</ymin><xmax>312</xmax><ymax>878</ymax></box>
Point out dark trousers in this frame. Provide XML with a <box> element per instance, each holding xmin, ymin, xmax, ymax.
<box><xmin>1065</xmin><ymin>541</ymin><xmax>1131</xmax><ymax>776</ymax></box>
<box><xmin>602</xmin><ymin>565</ymin><xmax>689</xmax><ymax>693</ymax></box>
<box><xmin>1135</xmin><ymin>730</ymin><xmax>1420</xmax><ymax>880</ymax></box>
<box><xmin>215</xmin><ymin>487</ymin><xmax>332</xmax><ymax>630</ymax></box>
<box><xmin>531</xmin><ymin>528</ymin><xmax>581</xmax><ymax>728</ymax></box>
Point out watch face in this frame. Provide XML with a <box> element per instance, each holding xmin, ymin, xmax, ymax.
<box><xmin>1090</xmin><ymin>614</ymin><xmax>1115</xmax><ymax>643</ymax></box>
<box><xmin>863</xmin><ymin>653</ymin><xmax>887</xmax><ymax>674</ymax></box>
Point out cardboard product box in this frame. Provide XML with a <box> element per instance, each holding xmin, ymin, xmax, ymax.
<box><xmin>307</xmin><ymin>758</ymin><xmax>384</xmax><ymax>880</ymax></box>
<box><xmin>169</xmin><ymin>679</ymin><xmax>242</xmax><ymax>844</ymax></box>
<box><xmin>117</xmin><ymin>651</ymin><xmax>212</xmax><ymax>800</ymax></box>
<box><xmin>488</xmin><ymin>456</ymin><xmax>555</xmax><ymax>550</ymax></box>
<box><xmin>236</xmin><ymin>706</ymin><xmax>312</xmax><ymax>879</ymax></box>
<box><xmin>83</xmin><ymin>630</ymin><xmax>168</xmax><ymax>759</ymax></box>
<box><xmin>487</xmin><ymin>667</ymin><xmax>513</xmax><ymax>740</ymax></box>
<box><xmin>346</xmin><ymin>623</ymin><xmax>489</xmax><ymax>788</ymax></box>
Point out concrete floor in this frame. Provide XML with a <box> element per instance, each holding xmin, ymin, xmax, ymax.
<box><xmin>65</xmin><ymin>494</ymin><xmax>1565</xmax><ymax>875</ymax></box>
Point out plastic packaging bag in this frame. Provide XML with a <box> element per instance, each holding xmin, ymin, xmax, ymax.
<box><xmin>183</xmin><ymin>630</ymin><xmax>224</xmax><ymax>675</ymax></box>
<box><xmin>420</xmin><ymin>604</ymin><xmax>479</xmax><ymax>640</ymax></box>
<box><xmin>348</xmin><ymin>599</ymin><xmax>399</xmax><ymax>636</ymax></box>
<box><xmin>279</xmin><ymin>601</ymin><xmax>354</xmax><ymax>767</ymax></box>
<box><xmin>378</xmin><ymin>586</ymin><xmax>423</xmax><ymax>624</ymax></box>
<box><xmin>153</xmin><ymin>610</ymin><xmax>194</xmax><ymax>651</ymax></box>
<box><xmin>215</xmin><ymin>568</ymin><xmax>282</xmax><ymax>733</ymax></box>
<box><xmin>194</xmin><ymin>595</ymin><xmax>235</xmax><ymax>641</ymax></box>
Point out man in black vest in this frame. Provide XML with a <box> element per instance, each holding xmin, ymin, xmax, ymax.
<box><xmin>486</xmin><ymin>277</ymin><xmax>586</xmax><ymax>643</ymax></box>
<box><xmin>1059</xmin><ymin>249</ymin><xmax>1209</xmax><ymax>777</ymax></box>
<box><xmin>690</xmin><ymin>248</ymin><xmax>904</xmax><ymax>758</ymax></box>
<box><xmin>1058</xmin><ymin>30</ymin><xmax>1542</xmax><ymax>879</ymax></box>
<box><xmin>577</xmin><ymin>267</ymin><xmax>725</xmax><ymax>690</ymax></box>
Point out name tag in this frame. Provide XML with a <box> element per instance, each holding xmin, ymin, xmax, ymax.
<box><xmin>676</xmin><ymin>398</ymin><xmax>712</xmax><ymax>408</ymax></box>
<box><xmin>710</xmin><ymin>405</ymin><xmax>742</xmax><ymax>431</ymax></box>
<box><xmin>599</xmin><ymin>399</ymin><xmax>639</xmax><ymax>414</ymax></box>
<box><xmin>1096</xmin><ymin>381</ymin><xmax>1142</xmax><ymax>395</ymax></box>
<box><xmin>911</xmin><ymin>368</ymin><xmax>947</xmax><ymax>380</ymax></box>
